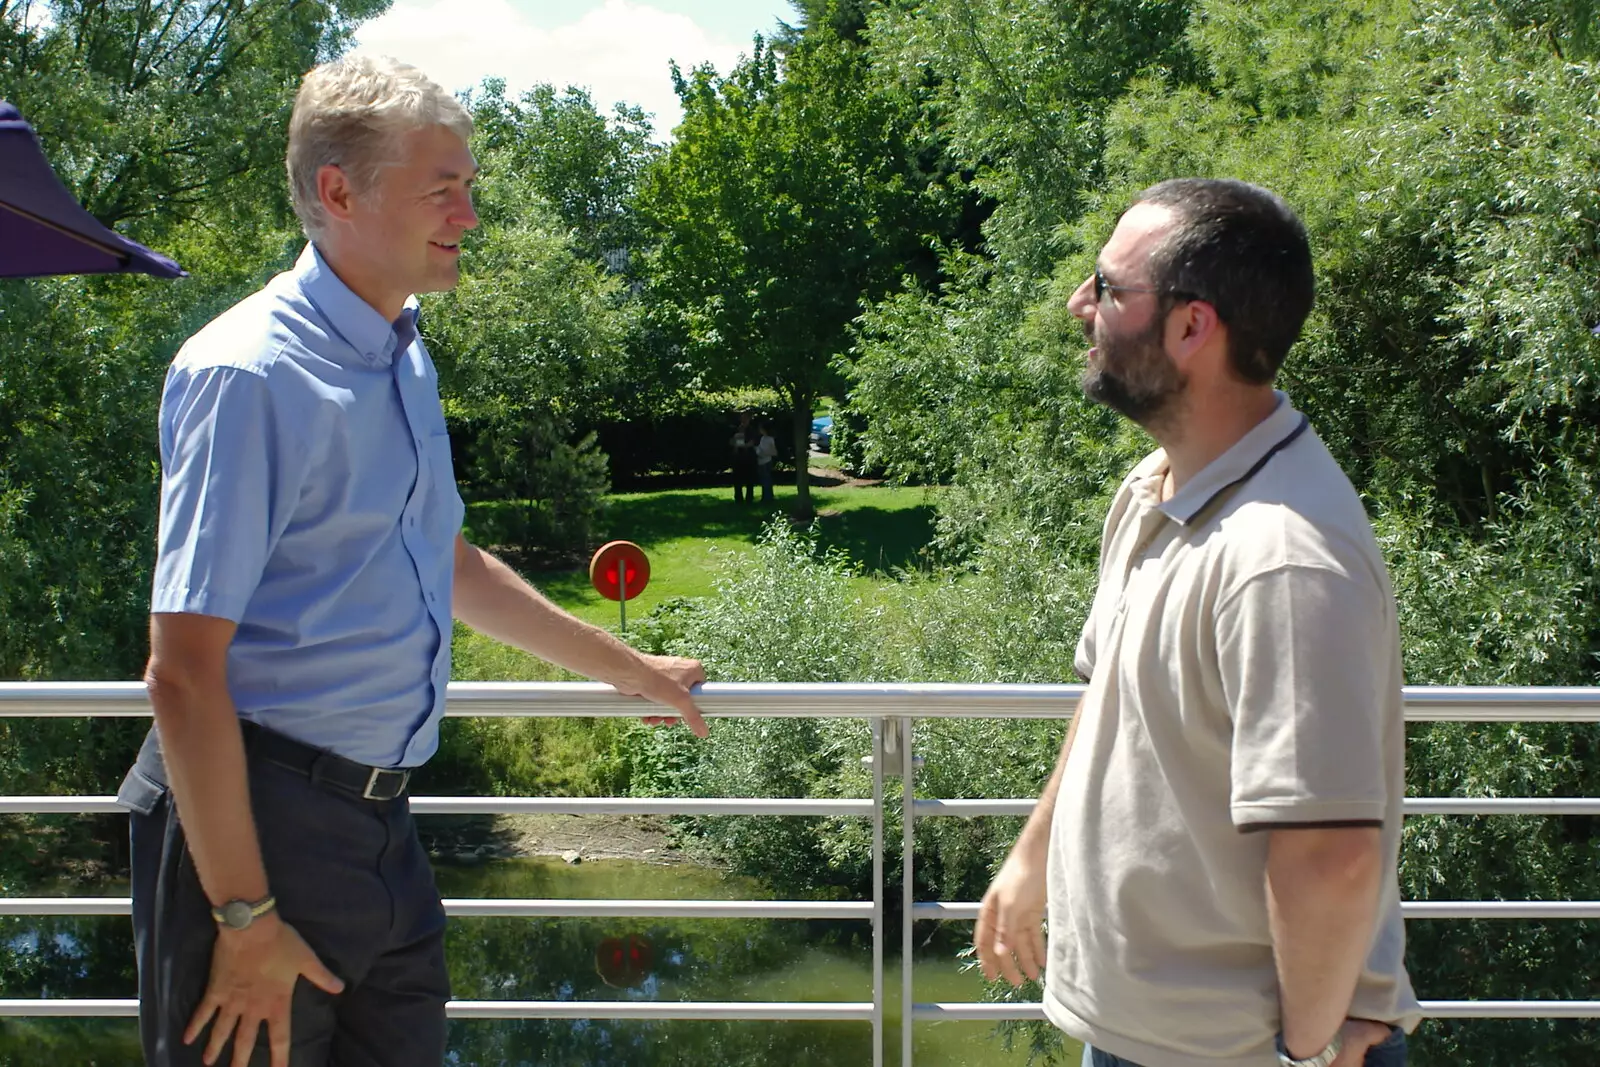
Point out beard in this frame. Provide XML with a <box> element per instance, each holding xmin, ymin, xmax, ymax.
<box><xmin>1079</xmin><ymin>315</ymin><xmax>1186</xmax><ymax>427</ymax></box>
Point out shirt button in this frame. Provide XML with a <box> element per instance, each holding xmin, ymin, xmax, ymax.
<box><xmin>428</xmin><ymin>592</ymin><xmax>436</xmax><ymax>602</ymax></box>
<box><xmin>409</xmin><ymin>516</ymin><xmax>416</xmax><ymax>527</ymax></box>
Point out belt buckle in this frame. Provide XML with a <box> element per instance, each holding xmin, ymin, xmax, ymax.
<box><xmin>362</xmin><ymin>767</ymin><xmax>409</xmax><ymax>801</ymax></box>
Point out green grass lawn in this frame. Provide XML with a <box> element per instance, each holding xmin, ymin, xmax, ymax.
<box><xmin>462</xmin><ymin>480</ymin><xmax>938</xmax><ymax>633</ymax></box>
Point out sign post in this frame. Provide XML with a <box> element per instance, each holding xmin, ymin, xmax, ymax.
<box><xmin>589</xmin><ymin>540</ymin><xmax>650</xmax><ymax>633</ymax></box>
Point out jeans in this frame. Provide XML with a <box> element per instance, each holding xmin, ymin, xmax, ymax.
<box><xmin>758</xmin><ymin>460</ymin><xmax>774</xmax><ymax>502</ymax></box>
<box><xmin>120</xmin><ymin>725</ymin><xmax>449</xmax><ymax>1067</ymax></box>
<box><xmin>1082</xmin><ymin>1025</ymin><xmax>1407</xmax><ymax>1067</ymax></box>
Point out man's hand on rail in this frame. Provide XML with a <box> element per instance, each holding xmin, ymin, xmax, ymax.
<box><xmin>976</xmin><ymin>844</ymin><xmax>1048</xmax><ymax>986</ymax></box>
<box><xmin>451</xmin><ymin>535</ymin><xmax>710</xmax><ymax>737</ymax></box>
<box><xmin>186</xmin><ymin>912</ymin><xmax>344</xmax><ymax>1067</ymax></box>
<box><xmin>616</xmin><ymin>653</ymin><xmax>710</xmax><ymax>738</ymax></box>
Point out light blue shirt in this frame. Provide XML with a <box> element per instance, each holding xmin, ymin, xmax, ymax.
<box><xmin>151</xmin><ymin>244</ymin><xmax>464</xmax><ymax>768</ymax></box>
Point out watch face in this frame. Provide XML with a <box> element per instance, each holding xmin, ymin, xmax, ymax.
<box><xmin>222</xmin><ymin>900</ymin><xmax>254</xmax><ymax>929</ymax></box>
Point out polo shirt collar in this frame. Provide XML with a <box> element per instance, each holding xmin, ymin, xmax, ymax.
<box><xmin>294</xmin><ymin>243</ymin><xmax>418</xmax><ymax>367</ymax></box>
<box><xmin>1158</xmin><ymin>391</ymin><xmax>1309</xmax><ymax>526</ymax></box>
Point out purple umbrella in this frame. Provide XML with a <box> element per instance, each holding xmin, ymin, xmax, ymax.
<box><xmin>0</xmin><ymin>100</ymin><xmax>185</xmax><ymax>279</ymax></box>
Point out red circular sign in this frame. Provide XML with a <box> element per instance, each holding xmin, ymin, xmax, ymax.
<box><xmin>590</xmin><ymin>541</ymin><xmax>650</xmax><ymax>602</ymax></box>
<box><xmin>595</xmin><ymin>934</ymin><xmax>653</xmax><ymax>988</ymax></box>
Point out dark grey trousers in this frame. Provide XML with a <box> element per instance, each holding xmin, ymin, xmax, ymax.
<box><xmin>119</xmin><ymin>727</ymin><xmax>449</xmax><ymax>1067</ymax></box>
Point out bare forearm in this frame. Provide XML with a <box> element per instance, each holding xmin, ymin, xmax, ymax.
<box><xmin>453</xmin><ymin>540</ymin><xmax>649</xmax><ymax>687</ymax></box>
<box><xmin>144</xmin><ymin>673</ymin><xmax>269</xmax><ymax>907</ymax></box>
<box><xmin>1014</xmin><ymin>702</ymin><xmax>1082</xmax><ymax>861</ymax></box>
<box><xmin>1265</xmin><ymin>828</ymin><xmax>1383</xmax><ymax>1058</ymax></box>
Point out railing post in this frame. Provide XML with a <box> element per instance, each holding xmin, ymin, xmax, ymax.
<box><xmin>872</xmin><ymin>716</ymin><xmax>885</xmax><ymax>1067</ymax></box>
<box><xmin>901</xmin><ymin>716</ymin><xmax>916</xmax><ymax>1067</ymax></box>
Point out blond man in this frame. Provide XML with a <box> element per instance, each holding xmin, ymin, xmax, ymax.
<box><xmin>120</xmin><ymin>56</ymin><xmax>707</xmax><ymax>1067</ymax></box>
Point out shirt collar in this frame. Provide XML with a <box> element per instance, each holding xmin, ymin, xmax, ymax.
<box><xmin>1157</xmin><ymin>391</ymin><xmax>1309</xmax><ymax>526</ymax></box>
<box><xmin>294</xmin><ymin>243</ymin><xmax>419</xmax><ymax>367</ymax></box>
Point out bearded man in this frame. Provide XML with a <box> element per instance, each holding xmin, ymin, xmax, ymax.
<box><xmin>975</xmin><ymin>179</ymin><xmax>1422</xmax><ymax>1067</ymax></box>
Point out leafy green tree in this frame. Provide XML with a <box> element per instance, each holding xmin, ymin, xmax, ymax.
<box><xmin>849</xmin><ymin>0</ymin><xmax>1600</xmax><ymax>1061</ymax></box>
<box><xmin>465</xmin><ymin>79</ymin><xmax>660</xmax><ymax>267</ymax></box>
<box><xmin>0</xmin><ymin>3</ymin><xmax>384</xmax><ymax>815</ymax></box>
<box><xmin>637</xmin><ymin>22</ymin><xmax>940</xmax><ymax>516</ymax></box>
<box><xmin>426</xmin><ymin>167</ymin><xmax>627</xmax><ymax>565</ymax></box>
<box><xmin>2</xmin><ymin>0</ymin><xmax>387</xmax><ymax>240</ymax></box>
<box><xmin>868</xmin><ymin>0</ymin><xmax>1198</xmax><ymax>275</ymax></box>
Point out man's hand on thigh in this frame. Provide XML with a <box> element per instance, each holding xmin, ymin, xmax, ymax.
<box><xmin>186</xmin><ymin>915</ymin><xmax>345</xmax><ymax>1067</ymax></box>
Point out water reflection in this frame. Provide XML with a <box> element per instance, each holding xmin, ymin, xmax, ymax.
<box><xmin>1</xmin><ymin>858</ymin><xmax>1047</xmax><ymax>1066</ymax></box>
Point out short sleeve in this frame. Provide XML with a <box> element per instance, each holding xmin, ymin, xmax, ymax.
<box><xmin>150</xmin><ymin>365</ymin><xmax>305</xmax><ymax>622</ymax></box>
<box><xmin>1217</xmin><ymin>563</ymin><xmax>1390</xmax><ymax>828</ymax></box>
<box><xmin>1073</xmin><ymin>610</ymin><xmax>1097</xmax><ymax>683</ymax></box>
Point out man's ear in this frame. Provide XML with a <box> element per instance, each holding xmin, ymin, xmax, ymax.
<box><xmin>1165</xmin><ymin>298</ymin><xmax>1224</xmax><ymax>369</ymax></box>
<box><xmin>317</xmin><ymin>164</ymin><xmax>357</xmax><ymax>224</ymax></box>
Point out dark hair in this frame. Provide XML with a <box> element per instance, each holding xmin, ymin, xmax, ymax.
<box><xmin>1134</xmin><ymin>178</ymin><xmax>1314</xmax><ymax>384</ymax></box>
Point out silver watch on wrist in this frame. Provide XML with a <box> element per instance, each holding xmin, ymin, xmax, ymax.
<box><xmin>1275</xmin><ymin>1030</ymin><xmax>1342</xmax><ymax>1067</ymax></box>
<box><xmin>210</xmin><ymin>894</ymin><xmax>277</xmax><ymax>931</ymax></box>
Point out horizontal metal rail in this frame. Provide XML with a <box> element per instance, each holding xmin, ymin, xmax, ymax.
<box><xmin>0</xmin><ymin>796</ymin><xmax>873</xmax><ymax>817</ymax></box>
<box><xmin>0</xmin><ymin>898</ymin><xmax>872</xmax><ymax>920</ymax></box>
<box><xmin>0</xmin><ymin>999</ymin><xmax>876</xmax><ymax>1021</ymax></box>
<box><xmin>11</xmin><ymin>796</ymin><xmax>1600</xmax><ymax>819</ymax></box>
<box><xmin>15</xmin><ymin>897</ymin><xmax>1593</xmax><ymax>922</ymax></box>
<box><xmin>0</xmin><ymin>681</ymin><xmax>1084</xmax><ymax>719</ymax></box>
<box><xmin>448</xmin><ymin>1001</ymin><xmax>875</xmax><ymax>1021</ymax></box>
<box><xmin>9</xmin><ymin>997</ymin><xmax>1593</xmax><ymax>1022</ymax></box>
<box><xmin>6</xmin><ymin>681</ymin><xmax>1600</xmax><ymax>721</ymax></box>
<box><xmin>913</xmin><ymin>901</ymin><xmax>1600</xmax><ymax>921</ymax></box>
<box><xmin>908</xmin><ymin>1001</ymin><xmax>1600</xmax><ymax>1021</ymax></box>
<box><xmin>912</xmin><ymin>798</ymin><xmax>1600</xmax><ymax>818</ymax></box>
<box><xmin>13</xmin><ymin>796</ymin><xmax>1600</xmax><ymax>818</ymax></box>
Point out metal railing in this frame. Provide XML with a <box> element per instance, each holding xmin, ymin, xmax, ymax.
<box><xmin>5</xmin><ymin>682</ymin><xmax>1600</xmax><ymax>1063</ymax></box>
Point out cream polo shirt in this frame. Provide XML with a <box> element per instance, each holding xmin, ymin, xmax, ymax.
<box><xmin>1043</xmin><ymin>395</ymin><xmax>1422</xmax><ymax>1067</ymax></box>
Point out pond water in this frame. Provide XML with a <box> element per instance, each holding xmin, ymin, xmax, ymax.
<box><xmin>0</xmin><ymin>855</ymin><xmax>1077</xmax><ymax>1066</ymax></box>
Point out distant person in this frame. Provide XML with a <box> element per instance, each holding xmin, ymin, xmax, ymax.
<box><xmin>730</xmin><ymin>410</ymin><xmax>758</xmax><ymax>504</ymax></box>
<box><xmin>756</xmin><ymin>422</ymin><xmax>778</xmax><ymax>503</ymax></box>
<box><xmin>975</xmin><ymin>179</ymin><xmax>1421</xmax><ymax>1067</ymax></box>
<box><xmin>122</xmin><ymin>55</ymin><xmax>708</xmax><ymax>1067</ymax></box>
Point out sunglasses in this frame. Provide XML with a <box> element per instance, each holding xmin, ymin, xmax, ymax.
<box><xmin>1093</xmin><ymin>265</ymin><xmax>1200</xmax><ymax>307</ymax></box>
<box><xmin>1093</xmin><ymin>265</ymin><xmax>1162</xmax><ymax>303</ymax></box>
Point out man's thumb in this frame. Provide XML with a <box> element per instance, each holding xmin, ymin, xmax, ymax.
<box><xmin>301</xmin><ymin>951</ymin><xmax>346</xmax><ymax>995</ymax></box>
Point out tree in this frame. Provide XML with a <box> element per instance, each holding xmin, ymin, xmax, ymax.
<box><xmin>848</xmin><ymin>0</ymin><xmax>1600</xmax><ymax>1061</ymax></box>
<box><xmin>637</xmin><ymin>20</ymin><xmax>940</xmax><ymax>516</ymax></box>
<box><xmin>425</xmin><ymin>167</ymin><xmax>629</xmax><ymax>566</ymax></box>
<box><xmin>867</xmin><ymin>0</ymin><xmax>1198</xmax><ymax>276</ymax></box>
<box><xmin>2</xmin><ymin>0</ymin><xmax>388</xmax><ymax>241</ymax></box>
<box><xmin>465</xmin><ymin>80</ymin><xmax>660</xmax><ymax>267</ymax></box>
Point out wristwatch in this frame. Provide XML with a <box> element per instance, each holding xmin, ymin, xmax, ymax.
<box><xmin>211</xmin><ymin>894</ymin><xmax>277</xmax><ymax>931</ymax></box>
<box><xmin>1275</xmin><ymin>1031</ymin><xmax>1342</xmax><ymax>1067</ymax></box>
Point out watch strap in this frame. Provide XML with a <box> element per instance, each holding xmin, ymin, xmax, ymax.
<box><xmin>210</xmin><ymin>894</ymin><xmax>277</xmax><ymax>928</ymax></box>
<box><xmin>1275</xmin><ymin>1030</ymin><xmax>1343</xmax><ymax>1067</ymax></box>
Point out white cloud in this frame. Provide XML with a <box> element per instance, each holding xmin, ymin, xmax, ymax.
<box><xmin>354</xmin><ymin>0</ymin><xmax>753</xmax><ymax>138</ymax></box>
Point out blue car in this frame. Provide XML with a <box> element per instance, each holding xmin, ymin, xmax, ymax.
<box><xmin>810</xmin><ymin>415</ymin><xmax>834</xmax><ymax>453</ymax></box>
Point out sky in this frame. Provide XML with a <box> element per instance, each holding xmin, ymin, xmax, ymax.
<box><xmin>354</xmin><ymin>0</ymin><xmax>799</xmax><ymax>138</ymax></box>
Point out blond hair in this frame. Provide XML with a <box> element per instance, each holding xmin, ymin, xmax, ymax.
<box><xmin>286</xmin><ymin>54</ymin><xmax>473</xmax><ymax>239</ymax></box>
